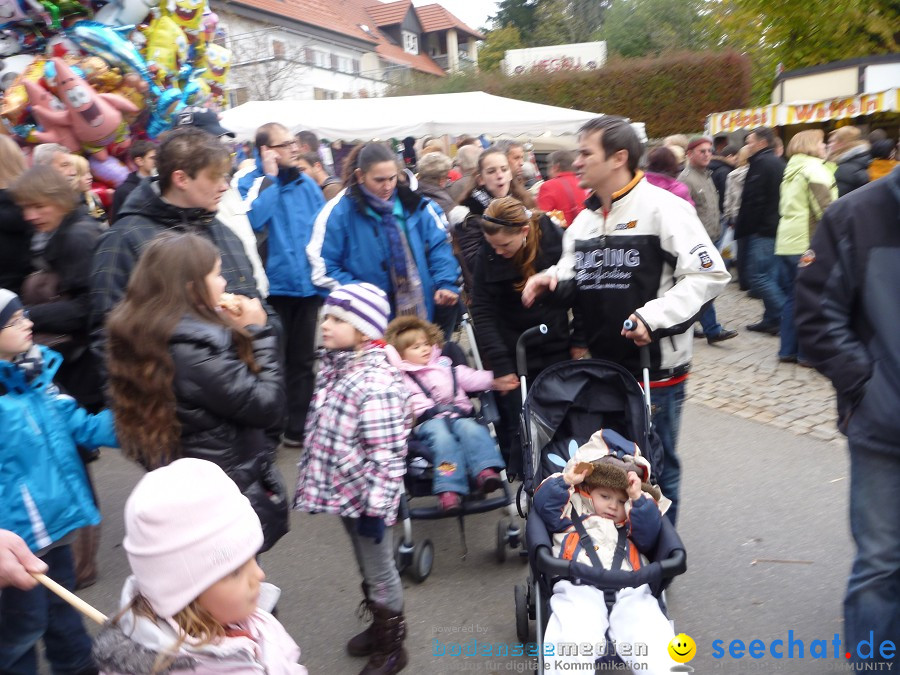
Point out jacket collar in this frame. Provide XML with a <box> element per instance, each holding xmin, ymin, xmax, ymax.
<box><xmin>348</xmin><ymin>183</ymin><xmax>423</xmax><ymax>216</ymax></box>
<box><xmin>117</xmin><ymin>178</ymin><xmax>218</xmax><ymax>228</ymax></box>
<box><xmin>0</xmin><ymin>345</ymin><xmax>60</xmax><ymax>395</ymax></box>
<box><xmin>584</xmin><ymin>170</ymin><xmax>644</xmax><ymax>211</ymax></box>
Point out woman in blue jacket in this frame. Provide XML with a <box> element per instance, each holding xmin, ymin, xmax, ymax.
<box><xmin>307</xmin><ymin>143</ymin><xmax>461</xmax><ymax>320</ymax></box>
<box><xmin>0</xmin><ymin>288</ymin><xmax>116</xmax><ymax>674</ymax></box>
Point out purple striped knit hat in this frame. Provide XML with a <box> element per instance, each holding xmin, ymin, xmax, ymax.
<box><xmin>323</xmin><ymin>283</ymin><xmax>391</xmax><ymax>340</ymax></box>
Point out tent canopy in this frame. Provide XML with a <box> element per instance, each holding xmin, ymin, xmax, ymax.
<box><xmin>219</xmin><ymin>91</ymin><xmax>602</xmax><ymax>142</ymax></box>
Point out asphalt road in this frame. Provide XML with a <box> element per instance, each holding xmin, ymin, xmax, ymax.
<box><xmin>69</xmin><ymin>400</ymin><xmax>852</xmax><ymax>674</ymax></box>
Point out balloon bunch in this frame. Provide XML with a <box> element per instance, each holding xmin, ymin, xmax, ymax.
<box><xmin>0</xmin><ymin>0</ymin><xmax>231</xmax><ymax>185</ymax></box>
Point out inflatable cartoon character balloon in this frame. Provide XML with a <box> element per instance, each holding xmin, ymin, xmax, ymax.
<box><xmin>145</xmin><ymin>14</ymin><xmax>187</xmax><ymax>84</ymax></box>
<box><xmin>201</xmin><ymin>41</ymin><xmax>228</xmax><ymax>89</ymax></box>
<box><xmin>22</xmin><ymin>78</ymin><xmax>79</xmax><ymax>148</ymax></box>
<box><xmin>94</xmin><ymin>0</ymin><xmax>158</xmax><ymax>27</ymax></box>
<box><xmin>28</xmin><ymin>58</ymin><xmax>137</xmax><ymax>164</ymax></box>
<box><xmin>162</xmin><ymin>0</ymin><xmax>203</xmax><ymax>34</ymax></box>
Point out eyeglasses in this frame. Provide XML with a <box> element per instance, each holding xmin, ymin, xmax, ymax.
<box><xmin>270</xmin><ymin>140</ymin><xmax>298</xmax><ymax>149</ymax></box>
<box><xmin>3</xmin><ymin>310</ymin><xmax>30</xmax><ymax>330</ymax></box>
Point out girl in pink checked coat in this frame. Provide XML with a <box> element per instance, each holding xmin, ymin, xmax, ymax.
<box><xmin>384</xmin><ymin>315</ymin><xmax>507</xmax><ymax>514</ymax></box>
<box><xmin>293</xmin><ymin>283</ymin><xmax>411</xmax><ymax>675</ymax></box>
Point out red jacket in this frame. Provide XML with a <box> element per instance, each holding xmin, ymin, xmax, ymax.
<box><xmin>537</xmin><ymin>172</ymin><xmax>589</xmax><ymax>227</ymax></box>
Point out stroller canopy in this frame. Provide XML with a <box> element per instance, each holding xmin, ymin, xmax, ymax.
<box><xmin>522</xmin><ymin>359</ymin><xmax>652</xmax><ymax>491</ymax></box>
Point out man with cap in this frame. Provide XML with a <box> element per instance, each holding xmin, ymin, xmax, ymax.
<box><xmin>680</xmin><ymin>136</ymin><xmax>738</xmax><ymax>344</ymax></box>
<box><xmin>243</xmin><ymin>122</ymin><xmax>326</xmax><ymax>449</ymax></box>
<box><xmin>90</xmin><ymin>127</ymin><xmax>271</xmax><ymax>366</ymax></box>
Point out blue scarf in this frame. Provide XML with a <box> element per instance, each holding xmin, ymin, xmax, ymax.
<box><xmin>358</xmin><ymin>185</ymin><xmax>427</xmax><ymax>318</ymax></box>
<box><xmin>359</xmin><ymin>184</ymin><xmax>409</xmax><ymax>279</ymax></box>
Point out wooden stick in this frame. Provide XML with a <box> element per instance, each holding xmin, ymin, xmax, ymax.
<box><xmin>32</xmin><ymin>573</ymin><xmax>108</xmax><ymax>624</ymax></box>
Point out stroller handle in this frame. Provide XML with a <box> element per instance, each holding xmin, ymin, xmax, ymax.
<box><xmin>623</xmin><ymin>320</ymin><xmax>652</xmax><ymax>412</ymax></box>
<box><xmin>534</xmin><ymin>545</ymin><xmax>686</xmax><ymax>589</ymax></box>
<box><xmin>516</xmin><ymin>324</ymin><xmax>549</xmax><ymax>378</ymax></box>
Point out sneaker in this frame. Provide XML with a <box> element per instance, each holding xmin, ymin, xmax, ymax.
<box><xmin>746</xmin><ymin>321</ymin><xmax>780</xmax><ymax>336</ymax></box>
<box><xmin>476</xmin><ymin>469</ymin><xmax>503</xmax><ymax>495</ymax></box>
<box><xmin>437</xmin><ymin>492</ymin><xmax>462</xmax><ymax>514</ymax></box>
<box><xmin>707</xmin><ymin>329</ymin><xmax>738</xmax><ymax>344</ymax></box>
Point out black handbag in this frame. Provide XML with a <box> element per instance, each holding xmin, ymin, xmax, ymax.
<box><xmin>245</xmin><ymin>461</ymin><xmax>290</xmax><ymax>553</ymax></box>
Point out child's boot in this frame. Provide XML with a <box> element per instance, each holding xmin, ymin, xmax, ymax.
<box><xmin>437</xmin><ymin>491</ymin><xmax>462</xmax><ymax>514</ymax></box>
<box><xmin>358</xmin><ymin>604</ymin><xmax>407</xmax><ymax>675</ymax></box>
<box><xmin>347</xmin><ymin>582</ymin><xmax>375</xmax><ymax>657</ymax></box>
<box><xmin>476</xmin><ymin>468</ymin><xmax>503</xmax><ymax>495</ymax></box>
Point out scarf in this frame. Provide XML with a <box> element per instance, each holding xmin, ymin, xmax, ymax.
<box><xmin>13</xmin><ymin>345</ymin><xmax>44</xmax><ymax>384</ymax></box>
<box><xmin>469</xmin><ymin>187</ymin><xmax>493</xmax><ymax>213</ymax></box>
<box><xmin>358</xmin><ymin>185</ymin><xmax>427</xmax><ymax>318</ymax></box>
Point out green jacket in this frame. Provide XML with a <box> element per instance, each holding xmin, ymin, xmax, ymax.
<box><xmin>775</xmin><ymin>154</ymin><xmax>837</xmax><ymax>255</ymax></box>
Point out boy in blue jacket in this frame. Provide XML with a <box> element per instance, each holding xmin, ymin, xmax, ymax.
<box><xmin>0</xmin><ymin>288</ymin><xmax>117</xmax><ymax>674</ymax></box>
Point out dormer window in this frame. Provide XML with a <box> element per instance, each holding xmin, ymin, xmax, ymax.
<box><xmin>402</xmin><ymin>30</ymin><xmax>418</xmax><ymax>55</ymax></box>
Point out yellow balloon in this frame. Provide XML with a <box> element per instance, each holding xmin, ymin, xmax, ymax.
<box><xmin>162</xmin><ymin>0</ymin><xmax>205</xmax><ymax>32</ymax></box>
<box><xmin>202</xmin><ymin>43</ymin><xmax>230</xmax><ymax>86</ymax></box>
<box><xmin>145</xmin><ymin>15</ymin><xmax>188</xmax><ymax>82</ymax></box>
<box><xmin>668</xmin><ymin>633</ymin><xmax>697</xmax><ymax>664</ymax></box>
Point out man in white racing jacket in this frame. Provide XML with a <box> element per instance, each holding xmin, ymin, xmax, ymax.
<box><xmin>523</xmin><ymin>116</ymin><xmax>731</xmax><ymax>525</ymax></box>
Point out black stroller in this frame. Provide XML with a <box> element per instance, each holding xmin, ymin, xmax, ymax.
<box><xmin>512</xmin><ymin>325</ymin><xmax>687</xmax><ymax>671</ymax></box>
<box><xmin>393</xmin><ymin>311</ymin><xmax>523</xmax><ymax>583</ymax></box>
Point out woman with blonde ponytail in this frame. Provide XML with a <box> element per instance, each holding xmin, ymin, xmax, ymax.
<box><xmin>470</xmin><ymin>196</ymin><xmax>576</xmax><ymax>474</ymax></box>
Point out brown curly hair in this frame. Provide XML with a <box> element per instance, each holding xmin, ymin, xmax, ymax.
<box><xmin>106</xmin><ymin>233</ymin><xmax>259</xmax><ymax>469</ymax></box>
<box><xmin>384</xmin><ymin>315</ymin><xmax>444</xmax><ymax>353</ymax></box>
<box><xmin>481</xmin><ymin>196</ymin><xmax>545</xmax><ymax>291</ymax></box>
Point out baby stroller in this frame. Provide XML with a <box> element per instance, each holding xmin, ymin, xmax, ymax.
<box><xmin>394</xmin><ymin>311</ymin><xmax>523</xmax><ymax>583</ymax></box>
<box><xmin>512</xmin><ymin>325</ymin><xmax>687</xmax><ymax>671</ymax></box>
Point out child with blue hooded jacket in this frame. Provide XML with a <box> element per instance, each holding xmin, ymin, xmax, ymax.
<box><xmin>0</xmin><ymin>288</ymin><xmax>117</xmax><ymax>674</ymax></box>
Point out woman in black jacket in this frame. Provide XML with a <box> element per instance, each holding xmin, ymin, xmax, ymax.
<box><xmin>11</xmin><ymin>166</ymin><xmax>103</xmax><ymax>410</ymax></box>
<box><xmin>470</xmin><ymin>197</ymin><xmax>574</xmax><ymax>474</ymax></box>
<box><xmin>0</xmin><ymin>137</ymin><xmax>31</xmax><ymax>294</ymax></box>
<box><xmin>107</xmin><ymin>233</ymin><xmax>288</xmax><ymax>552</ymax></box>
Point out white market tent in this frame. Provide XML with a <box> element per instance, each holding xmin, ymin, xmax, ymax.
<box><xmin>219</xmin><ymin>91</ymin><xmax>603</xmax><ymax>142</ymax></box>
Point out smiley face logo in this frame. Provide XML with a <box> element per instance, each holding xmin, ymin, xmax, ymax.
<box><xmin>668</xmin><ymin>633</ymin><xmax>696</xmax><ymax>663</ymax></box>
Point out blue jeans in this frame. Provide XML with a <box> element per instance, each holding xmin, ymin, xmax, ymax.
<box><xmin>0</xmin><ymin>544</ymin><xmax>95</xmax><ymax>674</ymax></box>
<box><xmin>845</xmin><ymin>442</ymin><xmax>900</xmax><ymax>666</ymax></box>
<box><xmin>650</xmin><ymin>381</ymin><xmax>686</xmax><ymax>527</ymax></box>
<box><xmin>415</xmin><ymin>417</ymin><xmax>505</xmax><ymax>495</ymax></box>
<box><xmin>745</xmin><ymin>235</ymin><xmax>785</xmax><ymax>325</ymax></box>
<box><xmin>699</xmin><ymin>302</ymin><xmax>723</xmax><ymax>337</ymax></box>
<box><xmin>777</xmin><ymin>255</ymin><xmax>804</xmax><ymax>360</ymax></box>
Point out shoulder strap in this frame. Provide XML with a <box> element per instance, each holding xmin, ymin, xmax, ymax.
<box><xmin>570</xmin><ymin>511</ymin><xmax>604</xmax><ymax>569</ymax></box>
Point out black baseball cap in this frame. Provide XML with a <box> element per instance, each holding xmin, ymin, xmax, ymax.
<box><xmin>175</xmin><ymin>107</ymin><xmax>235</xmax><ymax>138</ymax></box>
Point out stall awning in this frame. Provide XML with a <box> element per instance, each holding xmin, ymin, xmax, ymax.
<box><xmin>706</xmin><ymin>88</ymin><xmax>898</xmax><ymax>135</ymax></box>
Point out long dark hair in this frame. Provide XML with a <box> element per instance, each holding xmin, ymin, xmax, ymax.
<box><xmin>106</xmin><ymin>233</ymin><xmax>258</xmax><ymax>468</ymax></box>
<box><xmin>342</xmin><ymin>142</ymin><xmax>397</xmax><ymax>188</ymax></box>
<box><xmin>482</xmin><ymin>196</ymin><xmax>544</xmax><ymax>291</ymax></box>
<box><xmin>456</xmin><ymin>146</ymin><xmax>534</xmax><ymax>208</ymax></box>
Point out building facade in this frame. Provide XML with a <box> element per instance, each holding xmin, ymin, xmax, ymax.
<box><xmin>211</xmin><ymin>0</ymin><xmax>483</xmax><ymax>105</ymax></box>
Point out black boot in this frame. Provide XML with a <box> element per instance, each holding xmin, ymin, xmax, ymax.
<box><xmin>358</xmin><ymin>604</ymin><xmax>407</xmax><ymax>675</ymax></box>
<box><xmin>347</xmin><ymin>584</ymin><xmax>376</xmax><ymax>657</ymax></box>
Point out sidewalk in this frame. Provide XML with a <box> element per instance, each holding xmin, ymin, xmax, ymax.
<box><xmin>691</xmin><ymin>280</ymin><xmax>842</xmax><ymax>443</ymax></box>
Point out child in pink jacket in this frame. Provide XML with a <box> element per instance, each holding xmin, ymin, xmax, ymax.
<box><xmin>385</xmin><ymin>316</ymin><xmax>507</xmax><ymax>513</ymax></box>
<box><xmin>93</xmin><ymin>458</ymin><xmax>307</xmax><ymax>675</ymax></box>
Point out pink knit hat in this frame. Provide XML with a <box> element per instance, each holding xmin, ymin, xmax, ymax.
<box><xmin>123</xmin><ymin>458</ymin><xmax>264</xmax><ymax>619</ymax></box>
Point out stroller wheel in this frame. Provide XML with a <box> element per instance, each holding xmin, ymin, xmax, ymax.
<box><xmin>394</xmin><ymin>536</ymin><xmax>413</xmax><ymax>574</ymax></box>
<box><xmin>410</xmin><ymin>539</ymin><xmax>434</xmax><ymax>583</ymax></box>
<box><xmin>514</xmin><ymin>583</ymin><xmax>530</xmax><ymax>643</ymax></box>
<box><xmin>496</xmin><ymin>519</ymin><xmax>508</xmax><ymax>563</ymax></box>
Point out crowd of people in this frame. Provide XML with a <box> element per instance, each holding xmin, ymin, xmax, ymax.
<box><xmin>0</xmin><ymin>109</ymin><xmax>898</xmax><ymax>675</ymax></box>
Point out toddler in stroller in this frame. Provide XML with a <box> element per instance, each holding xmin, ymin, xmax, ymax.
<box><xmin>533</xmin><ymin>428</ymin><xmax>676</xmax><ymax>675</ymax></box>
<box><xmin>384</xmin><ymin>316</ymin><xmax>508</xmax><ymax>514</ymax></box>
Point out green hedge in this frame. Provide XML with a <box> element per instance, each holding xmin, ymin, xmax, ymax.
<box><xmin>389</xmin><ymin>51</ymin><xmax>752</xmax><ymax>138</ymax></box>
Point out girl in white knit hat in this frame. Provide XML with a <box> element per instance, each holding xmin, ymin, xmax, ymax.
<box><xmin>293</xmin><ymin>283</ymin><xmax>412</xmax><ymax>675</ymax></box>
<box><xmin>93</xmin><ymin>458</ymin><xmax>307</xmax><ymax>674</ymax></box>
